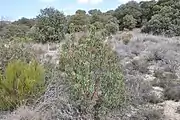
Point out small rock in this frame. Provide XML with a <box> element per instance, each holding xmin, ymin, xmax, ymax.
<box><xmin>163</xmin><ymin>101</ymin><xmax>180</xmax><ymax>120</ymax></box>
<box><xmin>144</xmin><ymin>74</ymin><xmax>156</xmax><ymax>82</ymax></box>
<box><xmin>152</xmin><ymin>86</ymin><xmax>164</xmax><ymax>92</ymax></box>
<box><xmin>148</xmin><ymin>65</ymin><xmax>157</xmax><ymax>74</ymax></box>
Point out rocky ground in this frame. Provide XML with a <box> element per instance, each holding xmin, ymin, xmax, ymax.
<box><xmin>108</xmin><ymin>30</ymin><xmax>180</xmax><ymax>120</ymax></box>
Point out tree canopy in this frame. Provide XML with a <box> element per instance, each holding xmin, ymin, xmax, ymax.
<box><xmin>35</xmin><ymin>7</ymin><xmax>67</xmax><ymax>43</ymax></box>
<box><xmin>142</xmin><ymin>0</ymin><xmax>180</xmax><ymax>36</ymax></box>
<box><xmin>1</xmin><ymin>0</ymin><xmax>180</xmax><ymax>43</ymax></box>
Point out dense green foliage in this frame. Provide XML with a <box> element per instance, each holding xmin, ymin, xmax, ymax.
<box><xmin>12</xmin><ymin>17</ymin><xmax>36</xmax><ymax>28</ymax></box>
<box><xmin>114</xmin><ymin>1</ymin><xmax>142</xmax><ymax>29</ymax></box>
<box><xmin>142</xmin><ymin>0</ymin><xmax>180</xmax><ymax>36</ymax></box>
<box><xmin>139</xmin><ymin>0</ymin><xmax>156</xmax><ymax>23</ymax></box>
<box><xmin>68</xmin><ymin>10</ymin><xmax>89</xmax><ymax>32</ymax></box>
<box><xmin>92</xmin><ymin>21</ymin><xmax>104</xmax><ymax>31</ymax></box>
<box><xmin>1</xmin><ymin>0</ymin><xmax>179</xmax><ymax>42</ymax></box>
<box><xmin>35</xmin><ymin>7</ymin><xmax>67</xmax><ymax>43</ymax></box>
<box><xmin>0</xmin><ymin>24</ymin><xmax>29</xmax><ymax>39</ymax></box>
<box><xmin>105</xmin><ymin>22</ymin><xmax>119</xmax><ymax>35</ymax></box>
<box><xmin>122</xmin><ymin>14</ymin><xmax>137</xmax><ymax>30</ymax></box>
<box><xmin>0</xmin><ymin>60</ymin><xmax>45</xmax><ymax>110</ymax></box>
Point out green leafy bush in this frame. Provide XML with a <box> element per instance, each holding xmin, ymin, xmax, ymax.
<box><xmin>12</xmin><ymin>17</ymin><xmax>36</xmax><ymax>28</ymax></box>
<box><xmin>92</xmin><ymin>21</ymin><xmax>104</xmax><ymax>31</ymax></box>
<box><xmin>122</xmin><ymin>14</ymin><xmax>137</xmax><ymax>30</ymax></box>
<box><xmin>35</xmin><ymin>7</ymin><xmax>67</xmax><ymax>43</ymax></box>
<box><xmin>68</xmin><ymin>24</ymin><xmax>88</xmax><ymax>33</ymax></box>
<box><xmin>105</xmin><ymin>22</ymin><xmax>119</xmax><ymax>35</ymax></box>
<box><xmin>10</xmin><ymin>36</ymin><xmax>33</xmax><ymax>43</ymax></box>
<box><xmin>0</xmin><ymin>60</ymin><xmax>45</xmax><ymax>110</ymax></box>
<box><xmin>141</xmin><ymin>14</ymin><xmax>173</xmax><ymax>36</ymax></box>
<box><xmin>0</xmin><ymin>24</ymin><xmax>29</xmax><ymax>39</ymax></box>
<box><xmin>59</xmin><ymin>28</ymin><xmax>125</xmax><ymax>119</ymax></box>
<box><xmin>68</xmin><ymin>23</ymin><xmax>76</xmax><ymax>33</ymax></box>
<box><xmin>68</xmin><ymin>10</ymin><xmax>90</xmax><ymax>33</ymax></box>
<box><xmin>114</xmin><ymin>1</ymin><xmax>142</xmax><ymax>29</ymax></box>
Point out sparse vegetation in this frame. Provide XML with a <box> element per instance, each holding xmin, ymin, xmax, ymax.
<box><xmin>164</xmin><ymin>86</ymin><xmax>180</xmax><ymax>101</ymax></box>
<box><xmin>130</xmin><ymin>108</ymin><xmax>164</xmax><ymax>120</ymax></box>
<box><xmin>0</xmin><ymin>41</ymin><xmax>36</xmax><ymax>72</ymax></box>
<box><xmin>0</xmin><ymin>0</ymin><xmax>180</xmax><ymax>119</ymax></box>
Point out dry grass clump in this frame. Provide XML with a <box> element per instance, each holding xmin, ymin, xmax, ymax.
<box><xmin>144</xmin><ymin>90</ymin><xmax>164</xmax><ymax>104</ymax></box>
<box><xmin>112</xmin><ymin>31</ymin><xmax>180</xmax><ymax>106</ymax></box>
<box><xmin>121</xmin><ymin>31</ymin><xmax>133</xmax><ymax>45</ymax></box>
<box><xmin>114</xmin><ymin>30</ymin><xmax>133</xmax><ymax>45</ymax></box>
<box><xmin>130</xmin><ymin>108</ymin><xmax>164</xmax><ymax>120</ymax></box>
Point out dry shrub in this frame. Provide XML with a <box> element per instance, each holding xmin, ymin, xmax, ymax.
<box><xmin>121</xmin><ymin>31</ymin><xmax>133</xmax><ymax>45</ymax></box>
<box><xmin>141</xmin><ymin>109</ymin><xmax>164</xmax><ymax>120</ymax></box>
<box><xmin>115</xmin><ymin>33</ymin><xmax>180</xmax><ymax>107</ymax></box>
<box><xmin>176</xmin><ymin>106</ymin><xmax>180</xmax><ymax>114</ymax></box>
<box><xmin>131</xmin><ymin>58</ymin><xmax>149</xmax><ymax>74</ymax></box>
<box><xmin>151</xmin><ymin>77</ymin><xmax>180</xmax><ymax>89</ymax></box>
<box><xmin>125</xmin><ymin>75</ymin><xmax>152</xmax><ymax>105</ymax></box>
<box><xmin>130</xmin><ymin>108</ymin><xmax>164</xmax><ymax>120</ymax></box>
<box><xmin>144</xmin><ymin>90</ymin><xmax>164</xmax><ymax>104</ymax></box>
<box><xmin>164</xmin><ymin>86</ymin><xmax>180</xmax><ymax>101</ymax></box>
<box><xmin>0</xmin><ymin>41</ymin><xmax>36</xmax><ymax>72</ymax></box>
